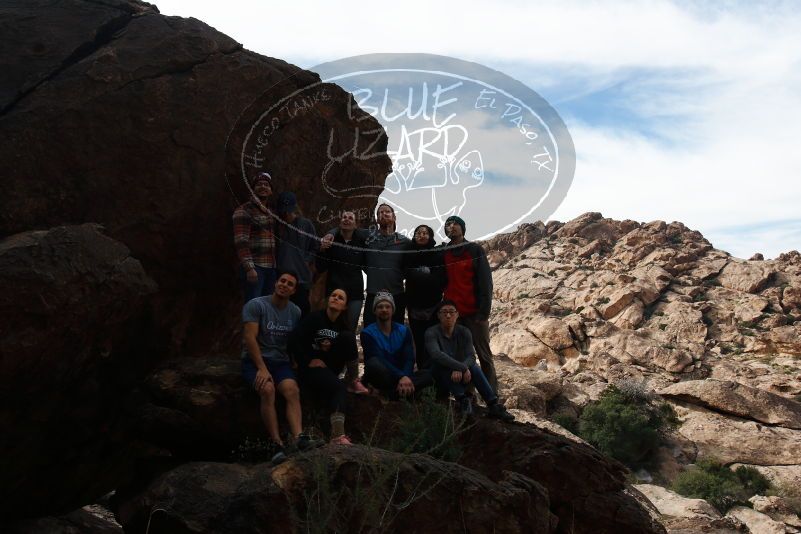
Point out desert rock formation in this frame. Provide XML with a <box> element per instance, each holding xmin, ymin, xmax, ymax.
<box><xmin>485</xmin><ymin>212</ymin><xmax>801</xmax><ymax>532</ymax></box>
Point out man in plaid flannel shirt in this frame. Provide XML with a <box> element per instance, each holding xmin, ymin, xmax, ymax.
<box><xmin>233</xmin><ymin>172</ymin><xmax>277</xmax><ymax>302</ymax></box>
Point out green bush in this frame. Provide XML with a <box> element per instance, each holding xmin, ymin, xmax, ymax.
<box><xmin>294</xmin><ymin>445</ymin><xmax>451</xmax><ymax>533</ymax></box>
<box><xmin>673</xmin><ymin>459</ymin><xmax>770</xmax><ymax>512</ymax></box>
<box><xmin>770</xmin><ymin>482</ymin><xmax>801</xmax><ymax>516</ymax></box>
<box><xmin>553</xmin><ymin>413</ymin><xmax>579</xmax><ymax>434</ymax></box>
<box><xmin>575</xmin><ymin>384</ymin><xmax>678</xmax><ymax>468</ymax></box>
<box><xmin>387</xmin><ymin>389</ymin><xmax>466</xmax><ymax>462</ymax></box>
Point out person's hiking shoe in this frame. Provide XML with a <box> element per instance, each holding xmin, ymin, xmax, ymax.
<box><xmin>347</xmin><ymin>378</ymin><xmax>370</xmax><ymax>395</ymax></box>
<box><xmin>329</xmin><ymin>434</ymin><xmax>353</xmax><ymax>446</ymax></box>
<box><xmin>295</xmin><ymin>433</ymin><xmax>325</xmax><ymax>452</ymax></box>
<box><xmin>457</xmin><ymin>396</ymin><xmax>474</xmax><ymax>416</ymax></box>
<box><xmin>270</xmin><ymin>443</ymin><xmax>288</xmax><ymax>465</ymax></box>
<box><xmin>487</xmin><ymin>403</ymin><xmax>515</xmax><ymax>422</ymax></box>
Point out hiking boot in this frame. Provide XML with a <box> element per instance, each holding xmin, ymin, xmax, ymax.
<box><xmin>457</xmin><ymin>396</ymin><xmax>474</xmax><ymax>416</ymax></box>
<box><xmin>347</xmin><ymin>378</ymin><xmax>370</xmax><ymax>395</ymax></box>
<box><xmin>295</xmin><ymin>433</ymin><xmax>325</xmax><ymax>452</ymax></box>
<box><xmin>270</xmin><ymin>443</ymin><xmax>288</xmax><ymax>465</ymax></box>
<box><xmin>329</xmin><ymin>434</ymin><xmax>353</xmax><ymax>446</ymax></box>
<box><xmin>487</xmin><ymin>403</ymin><xmax>515</xmax><ymax>422</ymax></box>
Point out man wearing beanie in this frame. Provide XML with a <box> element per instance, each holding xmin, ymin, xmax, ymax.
<box><xmin>360</xmin><ymin>290</ymin><xmax>433</xmax><ymax>399</ymax></box>
<box><xmin>233</xmin><ymin>172</ymin><xmax>277</xmax><ymax>302</ymax></box>
<box><xmin>441</xmin><ymin>215</ymin><xmax>498</xmax><ymax>392</ymax></box>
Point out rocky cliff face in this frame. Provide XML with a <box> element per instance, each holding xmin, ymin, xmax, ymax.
<box><xmin>0</xmin><ymin>0</ymin><xmax>389</xmax><ymax>519</ymax></box>
<box><xmin>112</xmin><ymin>356</ymin><xmax>665</xmax><ymax>534</ymax></box>
<box><xmin>484</xmin><ymin>212</ymin><xmax>801</xmax><ymax>532</ymax></box>
<box><xmin>0</xmin><ymin>0</ymin><xmax>390</xmax><ymax>359</ymax></box>
<box><xmin>4</xmin><ymin>1</ymin><xmax>797</xmax><ymax>532</ymax></box>
<box><xmin>486</xmin><ymin>212</ymin><xmax>801</xmax><ymax>388</ymax></box>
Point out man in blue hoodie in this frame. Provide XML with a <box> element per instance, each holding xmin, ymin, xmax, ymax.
<box><xmin>360</xmin><ymin>291</ymin><xmax>433</xmax><ymax>399</ymax></box>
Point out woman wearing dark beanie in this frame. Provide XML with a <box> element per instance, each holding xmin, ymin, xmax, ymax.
<box><xmin>403</xmin><ymin>224</ymin><xmax>447</xmax><ymax>369</ymax></box>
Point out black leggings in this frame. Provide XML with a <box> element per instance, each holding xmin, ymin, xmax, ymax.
<box><xmin>300</xmin><ymin>366</ymin><xmax>346</xmax><ymax>414</ymax></box>
<box><xmin>408</xmin><ymin>316</ymin><xmax>437</xmax><ymax>369</ymax></box>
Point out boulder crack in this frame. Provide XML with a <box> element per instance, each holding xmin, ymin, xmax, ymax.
<box><xmin>0</xmin><ymin>7</ymin><xmax>138</xmax><ymax>119</ymax></box>
<box><xmin>113</xmin><ymin>45</ymin><xmax>244</xmax><ymax>93</ymax></box>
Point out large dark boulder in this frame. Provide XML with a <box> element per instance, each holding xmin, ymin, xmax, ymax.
<box><xmin>131</xmin><ymin>356</ymin><xmax>664</xmax><ymax>533</ymax></box>
<box><xmin>0</xmin><ymin>0</ymin><xmax>390</xmax><ymax>518</ymax></box>
<box><xmin>0</xmin><ymin>224</ymin><xmax>156</xmax><ymax>518</ymax></box>
<box><xmin>6</xmin><ymin>505</ymin><xmax>123</xmax><ymax>534</ymax></box>
<box><xmin>456</xmin><ymin>417</ymin><xmax>664</xmax><ymax>534</ymax></box>
<box><xmin>130</xmin><ymin>355</ymin><xmax>261</xmax><ymax>459</ymax></box>
<box><xmin>115</xmin><ymin>446</ymin><xmax>555</xmax><ymax>534</ymax></box>
<box><xmin>0</xmin><ymin>0</ymin><xmax>391</xmax><ymax>359</ymax></box>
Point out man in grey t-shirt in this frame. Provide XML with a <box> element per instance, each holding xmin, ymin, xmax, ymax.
<box><xmin>242</xmin><ymin>270</ymin><xmax>322</xmax><ymax>461</ymax></box>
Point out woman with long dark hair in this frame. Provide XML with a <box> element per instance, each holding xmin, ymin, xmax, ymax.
<box><xmin>403</xmin><ymin>224</ymin><xmax>446</xmax><ymax>369</ymax></box>
<box><xmin>315</xmin><ymin>210</ymin><xmax>365</xmax><ymax>330</ymax></box>
<box><xmin>289</xmin><ymin>288</ymin><xmax>360</xmax><ymax>444</ymax></box>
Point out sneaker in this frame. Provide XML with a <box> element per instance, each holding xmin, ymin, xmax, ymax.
<box><xmin>329</xmin><ymin>434</ymin><xmax>353</xmax><ymax>446</ymax></box>
<box><xmin>487</xmin><ymin>403</ymin><xmax>515</xmax><ymax>422</ymax></box>
<box><xmin>270</xmin><ymin>443</ymin><xmax>288</xmax><ymax>465</ymax></box>
<box><xmin>295</xmin><ymin>433</ymin><xmax>325</xmax><ymax>452</ymax></box>
<box><xmin>347</xmin><ymin>378</ymin><xmax>370</xmax><ymax>395</ymax></box>
<box><xmin>457</xmin><ymin>396</ymin><xmax>474</xmax><ymax>416</ymax></box>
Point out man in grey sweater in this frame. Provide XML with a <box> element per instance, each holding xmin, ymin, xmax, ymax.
<box><xmin>425</xmin><ymin>299</ymin><xmax>514</xmax><ymax>421</ymax></box>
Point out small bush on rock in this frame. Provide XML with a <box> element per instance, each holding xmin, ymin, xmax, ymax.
<box><xmin>673</xmin><ymin>459</ymin><xmax>771</xmax><ymax>512</ymax></box>
<box><xmin>388</xmin><ymin>389</ymin><xmax>467</xmax><ymax>462</ymax></box>
<box><xmin>575</xmin><ymin>384</ymin><xmax>678</xmax><ymax>468</ymax></box>
<box><xmin>552</xmin><ymin>413</ymin><xmax>579</xmax><ymax>434</ymax></box>
<box><xmin>770</xmin><ymin>482</ymin><xmax>801</xmax><ymax>516</ymax></box>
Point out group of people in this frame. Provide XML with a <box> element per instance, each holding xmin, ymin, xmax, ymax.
<box><xmin>233</xmin><ymin>171</ymin><xmax>513</xmax><ymax>463</ymax></box>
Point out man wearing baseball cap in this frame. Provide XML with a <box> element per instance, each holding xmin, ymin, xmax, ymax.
<box><xmin>233</xmin><ymin>172</ymin><xmax>277</xmax><ymax>302</ymax></box>
<box><xmin>360</xmin><ymin>290</ymin><xmax>433</xmax><ymax>399</ymax></box>
<box><xmin>442</xmin><ymin>215</ymin><xmax>498</xmax><ymax>392</ymax></box>
<box><xmin>275</xmin><ymin>191</ymin><xmax>318</xmax><ymax>318</ymax></box>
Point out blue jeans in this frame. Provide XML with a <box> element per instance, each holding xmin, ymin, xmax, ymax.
<box><xmin>240</xmin><ymin>265</ymin><xmax>276</xmax><ymax>303</ymax></box>
<box><xmin>432</xmin><ymin>363</ymin><xmax>497</xmax><ymax>404</ymax></box>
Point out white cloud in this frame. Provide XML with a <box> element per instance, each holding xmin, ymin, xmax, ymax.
<box><xmin>156</xmin><ymin>0</ymin><xmax>801</xmax><ymax>73</ymax></box>
<box><xmin>705</xmin><ymin>220</ymin><xmax>801</xmax><ymax>260</ymax></box>
<box><xmin>154</xmin><ymin>0</ymin><xmax>801</xmax><ymax>257</ymax></box>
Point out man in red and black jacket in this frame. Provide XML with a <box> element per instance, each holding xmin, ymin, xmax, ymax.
<box><xmin>441</xmin><ymin>215</ymin><xmax>498</xmax><ymax>392</ymax></box>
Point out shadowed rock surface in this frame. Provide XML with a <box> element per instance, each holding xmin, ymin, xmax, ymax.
<box><xmin>6</xmin><ymin>505</ymin><xmax>123</xmax><ymax>534</ymax></box>
<box><xmin>659</xmin><ymin>379</ymin><xmax>801</xmax><ymax>429</ymax></box>
<box><xmin>0</xmin><ymin>224</ymin><xmax>156</xmax><ymax>517</ymax></box>
<box><xmin>127</xmin><ymin>356</ymin><xmax>664</xmax><ymax>534</ymax></box>
<box><xmin>0</xmin><ymin>0</ymin><xmax>390</xmax><ymax>519</ymax></box>
<box><xmin>0</xmin><ymin>0</ymin><xmax>390</xmax><ymax>359</ymax></box>
<box><xmin>482</xmin><ymin>212</ymin><xmax>801</xmax><ymax>533</ymax></box>
<box><xmin>115</xmin><ymin>447</ymin><xmax>556</xmax><ymax>534</ymax></box>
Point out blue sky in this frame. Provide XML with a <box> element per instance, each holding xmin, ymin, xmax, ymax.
<box><xmin>158</xmin><ymin>0</ymin><xmax>801</xmax><ymax>259</ymax></box>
